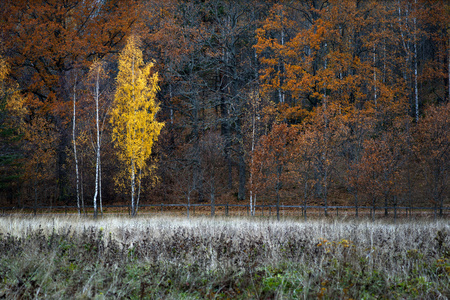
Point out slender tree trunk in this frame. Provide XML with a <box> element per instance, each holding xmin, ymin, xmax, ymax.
<box><xmin>434</xmin><ymin>199</ymin><xmax>438</xmax><ymax>220</ymax></box>
<box><xmin>99</xmin><ymin>161</ymin><xmax>102</xmax><ymax>217</ymax></box>
<box><xmin>187</xmin><ymin>193</ymin><xmax>190</xmax><ymax>219</ymax></box>
<box><xmin>384</xmin><ymin>174</ymin><xmax>389</xmax><ymax>216</ymax></box>
<box><xmin>34</xmin><ymin>176</ymin><xmax>38</xmax><ymax>216</ymax></box>
<box><xmin>249</xmin><ymin>97</ymin><xmax>257</xmax><ymax>216</ymax></box>
<box><xmin>384</xmin><ymin>193</ymin><xmax>389</xmax><ymax>217</ymax></box>
<box><xmin>435</xmin><ymin>171</ymin><xmax>443</xmax><ymax>217</ymax></box>
<box><xmin>249</xmin><ymin>190</ymin><xmax>254</xmax><ymax>216</ymax></box>
<box><xmin>131</xmin><ymin>158</ymin><xmax>135</xmax><ymax>216</ymax></box>
<box><xmin>323</xmin><ymin>167</ymin><xmax>328</xmax><ymax>217</ymax></box>
<box><xmin>408</xmin><ymin>171</ymin><xmax>413</xmax><ymax>219</ymax></box>
<box><xmin>72</xmin><ymin>77</ymin><xmax>80</xmax><ymax>216</ymax></box>
<box><xmin>373</xmin><ymin>45</ymin><xmax>377</xmax><ymax>108</ymax></box>
<box><xmin>80</xmin><ymin>170</ymin><xmax>85</xmax><ymax>216</ymax></box>
<box><xmin>383</xmin><ymin>38</ymin><xmax>386</xmax><ymax>83</ymax></box>
<box><xmin>405</xmin><ymin>120</ymin><xmax>413</xmax><ymax>219</ymax></box>
<box><xmin>276</xmin><ymin>165</ymin><xmax>282</xmax><ymax>221</ymax></box>
<box><xmin>210</xmin><ymin>182</ymin><xmax>215</xmax><ymax>217</ymax></box>
<box><xmin>93</xmin><ymin>68</ymin><xmax>100</xmax><ymax>219</ymax></box>
<box><xmin>169</xmin><ymin>84</ymin><xmax>174</xmax><ymax>125</ymax></box>
<box><xmin>193</xmin><ymin>96</ymin><xmax>204</xmax><ymax>203</ymax></box>
<box><xmin>219</xmin><ymin>66</ymin><xmax>233</xmax><ymax>191</ymax></box>
<box><xmin>304</xmin><ymin>181</ymin><xmax>308</xmax><ymax>221</ymax></box>
<box><xmin>98</xmin><ymin>86</ymin><xmax>111</xmax><ymax>218</ymax></box>
<box><xmin>372</xmin><ymin>196</ymin><xmax>376</xmax><ymax>222</ymax></box>
<box><xmin>135</xmin><ymin>168</ymin><xmax>142</xmax><ymax>215</ymax></box>
<box><xmin>398</xmin><ymin>0</ymin><xmax>411</xmax><ymax>108</ymax></box>
<box><xmin>394</xmin><ymin>196</ymin><xmax>397</xmax><ymax>223</ymax></box>
<box><xmin>225</xmin><ymin>150</ymin><xmax>232</xmax><ymax>195</ymax></box>
<box><xmin>130</xmin><ymin>56</ymin><xmax>136</xmax><ymax>216</ymax></box>
<box><xmin>323</xmin><ymin>40</ymin><xmax>329</xmax><ymax>218</ymax></box>
<box><xmin>237</xmin><ymin>123</ymin><xmax>246</xmax><ymax>201</ymax></box>
<box><xmin>413</xmin><ymin>0</ymin><xmax>419</xmax><ymax>122</ymax></box>
<box><xmin>323</xmin><ymin>42</ymin><xmax>328</xmax><ymax>116</ymax></box>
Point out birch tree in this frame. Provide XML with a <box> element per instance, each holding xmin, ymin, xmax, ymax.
<box><xmin>88</xmin><ymin>61</ymin><xmax>106</xmax><ymax>218</ymax></box>
<box><xmin>72</xmin><ymin>74</ymin><xmax>81</xmax><ymax>215</ymax></box>
<box><xmin>110</xmin><ymin>35</ymin><xmax>164</xmax><ymax>216</ymax></box>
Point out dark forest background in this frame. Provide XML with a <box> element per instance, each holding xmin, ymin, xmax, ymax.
<box><xmin>0</xmin><ymin>0</ymin><xmax>448</xmax><ymax>215</ymax></box>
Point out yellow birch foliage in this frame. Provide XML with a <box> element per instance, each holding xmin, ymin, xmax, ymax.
<box><xmin>110</xmin><ymin>35</ymin><xmax>164</xmax><ymax>191</ymax></box>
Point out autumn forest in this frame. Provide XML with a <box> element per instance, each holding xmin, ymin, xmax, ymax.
<box><xmin>0</xmin><ymin>0</ymin><xmax>449</xmax><ymax>216</ymax></box>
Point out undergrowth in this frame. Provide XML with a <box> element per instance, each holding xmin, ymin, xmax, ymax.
<box><xmin>0</xmin><ymin>216</ymin><xmax>449</xmax><ymax>299</ymax></box>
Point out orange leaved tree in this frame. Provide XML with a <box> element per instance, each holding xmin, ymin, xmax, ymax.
<box><xmin>250</xmin><ymin>123</ymin><xmax>297</xmax><ymax>220</ymax></box>
<box><xmin>413</xmin><ymin>103</ymin><xmax>450</xmax><ymax>217</ymax></box>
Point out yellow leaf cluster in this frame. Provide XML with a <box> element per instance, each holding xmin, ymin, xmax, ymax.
<box><xmin>0</xmin><ymin>56</ymin><xmax>27</xmax><ymax>130</ymax></box>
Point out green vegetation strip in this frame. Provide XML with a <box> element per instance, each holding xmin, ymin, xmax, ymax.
<box><xmin>0</xmin><ymin>216</ymin><xmax>449</xmax><ymax>299</ymax></box>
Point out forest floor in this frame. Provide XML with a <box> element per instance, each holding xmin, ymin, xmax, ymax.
<box><xmin>0</xmin><ymin>215</ymin><xmax>449</xmax><ymax>299</ymax></box>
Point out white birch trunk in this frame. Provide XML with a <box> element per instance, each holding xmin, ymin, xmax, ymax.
<box><xmin>93</xmin><ymin>67</ymin><xmax>100</xmax><ymax>218</ymax></box>
<box><xmin>249</xmin><ymin>105</ymin><xmax>256</xmax><ymax>216</ymax></box>
<box><xmin>99</xmin><ymin>90</ymin><xmax>111</xmax><ymax>218</ymax></box>
<box><xmin>99</xmin><ymin>161</ymin><xmax>102</xmax><ymax>217</ymax></box>
<box><xmin>72</xmin><ymin>77</ymin><xmax>80</xmax><ymax>216</ymax></box>
<box><xmin>131</xmin><ymin>158</ymin><xmax>135</xmax><ymax>216</ymax></box>
<box><xmin>130</xmin><ymin>56</ymin><xmax>136</xmax><ymax>216</ymax></box>
<box><xmin>135</xmin><ymin>168</ymin><xmax>142</xmax><ymax>215</ymax></box>
<box><xmin>250</xmin><ymin>192</ymin><xmax>253</xmax><ymax>216</ymax></box>
<box><xmin>96</xmin><ymin>69</ymin><xmax>102</xmax><ymax>217</ymax></box>
<box><xmin>251</xmin><ymin>51</ymin><xmax>259</xmax><ymax>217</ymax></box>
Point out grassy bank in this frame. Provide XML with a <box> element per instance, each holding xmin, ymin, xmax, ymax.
<box><xmin>0</xmin><ymin>216</ymin><xmax>449</xmax><ymax>299</ymax></box>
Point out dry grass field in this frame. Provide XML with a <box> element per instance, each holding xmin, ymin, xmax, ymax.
<box><xmin>0</xmin><ymin>215</ymin><xmax>449</xmax><ymax>299</ymax></box>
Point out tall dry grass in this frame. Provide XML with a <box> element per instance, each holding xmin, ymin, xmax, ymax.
<box><xmin>0</xmin><ymin>215</ymin><xmax>449</xmax><ymax>299</ymax></box>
